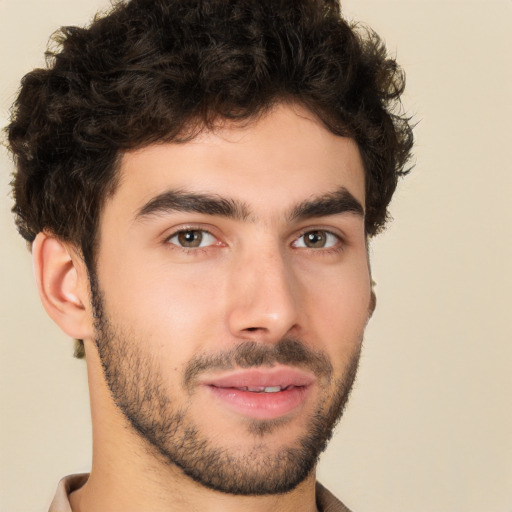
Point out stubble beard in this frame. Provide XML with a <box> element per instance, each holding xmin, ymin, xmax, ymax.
<box><xmin>90</xmin><ymin>275</ymin><xmax>362</xmax><ymax>496</ymax></box>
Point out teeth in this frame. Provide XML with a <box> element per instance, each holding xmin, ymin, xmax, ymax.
<box><xmin>263</xmin><ymin>386</ymin><xmax>282</xmax><ymax>393</ymax></box>
<box><xmin>240</xmin><ymin>386</ymin><xmax>283</xmax><ymax>393</ymax></box>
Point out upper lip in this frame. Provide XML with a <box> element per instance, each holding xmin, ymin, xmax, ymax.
<box><xmin>199</xmin><ymin>366</ymin><xmax>316</xmax><ymax>389</ymax></box>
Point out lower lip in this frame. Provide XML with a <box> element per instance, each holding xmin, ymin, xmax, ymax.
<box><xmin>205</xmin><ymin>385</ymin><xmax>310</xmax><ymax>420</ymax></box>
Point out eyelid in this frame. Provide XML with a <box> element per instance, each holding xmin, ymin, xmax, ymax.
<box><xmin>163</xmin><ymin>223</ymin><xmax>217</xmax><ymax>238</ymax></box>
<box><xmin>169</xmin><ymin>230</ymin><xmax>216</xmax><ymax>248</ymax></box>
<box><xmin>163</xmin><ymin>225</ymin><xmax>223</xmax><ymax>248</ymax></box>
<box><xmin>291</xmin><ymin>228</ymin><xmax>345</xmax><ymax>250</ymax></box>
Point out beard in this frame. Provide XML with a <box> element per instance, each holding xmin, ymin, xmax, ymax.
<box><xmin>89</xmin><ymin>273</ymin><xmax>362</xmax><ymax>496</ymax></box>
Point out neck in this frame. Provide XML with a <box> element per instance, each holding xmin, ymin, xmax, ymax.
<box><xmin>70</xmin><ymin>466</ymin><xmax>319</xmax><ymax>512</ymax></box>
<box><xmin>70</xmin><ymin>344</ymin><xmax>319</xmax><ymax>512</ymax></box>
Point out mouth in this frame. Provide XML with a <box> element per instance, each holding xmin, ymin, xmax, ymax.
<box><xmin>200</xmin><ymin>366</ymin><xmax>315</xmax><ymax>420</ymax></box>
<box><xmin>218</xmin><ymin>385</ymin><xmax>297</xmax><ymax>393</ymax></box>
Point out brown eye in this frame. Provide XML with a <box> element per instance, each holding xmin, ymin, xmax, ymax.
<box><xmin>177</xmin><ymin>230</ymin><xmax>203</xmax><ymax>247</ymax></box>
<box><xmin>293</xmin><ymin>230</ymin><xmax>340</xmax><ymax>249</ymax></box>
<box><xmin>168</xmin><ymin>230</ymin><xmax>216</xmax><ymax>249</ymax></box>
<box><xmin>303</xmin><ymin>231</ymin><xmax>327</xmax><ymax>248</ymax></box>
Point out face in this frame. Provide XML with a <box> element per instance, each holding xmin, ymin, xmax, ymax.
<box><xmin>91</xmin><ymin>103</ymin><xmax>372</xmax><ymax>495</ymax></box>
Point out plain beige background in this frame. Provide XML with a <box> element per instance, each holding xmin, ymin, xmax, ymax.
<box><xmin>1</xmin><ymin>1</ymin><xmax>511</xmax><ymax>511</ymax></box>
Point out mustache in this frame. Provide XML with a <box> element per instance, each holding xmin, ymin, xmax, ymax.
<box><xmin>183</xmin><ymin>338</ymin><xmax>333</xmax><ymax>389</ymax></box>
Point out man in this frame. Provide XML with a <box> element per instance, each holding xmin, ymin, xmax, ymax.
<box><xmin>7</xmin><ymin>0</ymin><xmax>413</xmax><ymax>510</ymax></box>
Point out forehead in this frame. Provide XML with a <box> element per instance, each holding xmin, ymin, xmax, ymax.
<box><xmin>109</xmin><ymin>103</ymin><xmax>366</xmax><ymax>221</ymax></box>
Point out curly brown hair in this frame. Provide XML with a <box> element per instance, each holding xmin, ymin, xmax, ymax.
<box><xmin>8</xmin><ymin>0</ymin><xmax>413</xmax><ymax>270</ymax></box>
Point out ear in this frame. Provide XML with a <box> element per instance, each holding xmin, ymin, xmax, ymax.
<box><xmin>32</xmin><ymin>232</ymin><xmax>94</xmax><ymax>340</ymax></box>
<box><xmin>368</xmin><ymin>279</ymin><xmax>377</xmax><ymax>317</ymax></box>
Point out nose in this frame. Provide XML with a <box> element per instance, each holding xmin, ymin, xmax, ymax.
<box><xmin>226</xmin><ymin>246</ymin><xmax>300</xmax><ymax>343</ymax></box>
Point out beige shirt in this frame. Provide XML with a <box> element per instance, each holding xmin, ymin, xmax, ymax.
<box><xmin>48</xmin><ymin>474</ymin><xmax>352</xmax><ymax>512</ymax></box>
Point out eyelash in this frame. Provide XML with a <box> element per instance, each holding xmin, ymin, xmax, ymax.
<box><xmin>163</xmin><ymin>227</ymin><xmax>345</xmax><ymax>255</ymax></box>
<box><xmin>164</xmin><ymin>226</ymin><xmax>220</xmax><ymax>254</ymax></box>
<box><xmin>293</xmin><ymin>228</ymin><xmax>344</xmax><ymax>254</ymax></box>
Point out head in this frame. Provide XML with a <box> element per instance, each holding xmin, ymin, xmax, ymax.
<box><xmin>7</xmin><ymin>0</ymin><xmax>413</xmax><ymax>497</ymax></box>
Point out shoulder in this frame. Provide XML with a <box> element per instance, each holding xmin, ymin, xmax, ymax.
<box><xmin>48</xmin><ymin>474</ymin><xmax>89</xmax><ymax>512</ymax></box>
<box><xmin>316</xmin><ymin>481</ymin><xmax>354</xmax><ymax>512</ymax></box>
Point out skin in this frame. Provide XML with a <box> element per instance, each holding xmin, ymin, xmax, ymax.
<box><xmin>34</xmin><ymin>103</ymin><xmax>373</xmax><ymax>512</ymax></box>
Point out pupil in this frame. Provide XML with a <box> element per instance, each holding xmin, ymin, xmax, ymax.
<box><xmin>179</xmin><ymin>230</ymin><xmax>202</xmax><ymax>247</ymax></box>
<box><xmin>306</xmin><ymin>231</ymin><xmax>325</xmax><ymax>247</ymax></box>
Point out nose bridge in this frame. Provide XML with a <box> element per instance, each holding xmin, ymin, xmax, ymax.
<box><xmin>226</xmin><ymin>240</ymin><xmax>299</xmax><ymax>341</ymax></box>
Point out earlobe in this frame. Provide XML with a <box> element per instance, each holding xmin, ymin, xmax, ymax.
<box><xmin>368</xmin><ymin>280</ymin><xmax>377</xmax><ymax>317</ymax></box>
<box><xmin>32</xmin><ymin>233</ymin><xmax>94</xmax><ymax>340</ymax></box>
<box><xmin>369</xmin><ymin>289</ymin><xmax>377</xmax><ymax>317</ymax></box>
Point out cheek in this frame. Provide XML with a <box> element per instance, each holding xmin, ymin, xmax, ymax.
<box><xmin>97</xmin><ymin>254</ymin><xmax>226</xmax><ymax>355</ymax></box>
<box><xmin>298</xmin><ymin>259</ymin><xmax>371</xmax><ymax>359</ymax></box>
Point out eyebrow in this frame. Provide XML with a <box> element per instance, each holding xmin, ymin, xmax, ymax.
<box><xmin>287</xmin><ymin>187</ymin><xmax>364</xmax><ymax>222</ymax></box>
<box><xmin>134</xmin><ymin>186</ymin><xmax>364</xmax><ymax>223</ymax></box>
<box><xmin>135</xmin><ymin>190</ymin><xmax>251</xmax><ymax>221</ymax></box>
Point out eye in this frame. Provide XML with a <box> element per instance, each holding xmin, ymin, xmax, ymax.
<box><xmin>167</xmin><ymin>229</ymin><xmax>217</xmax><ymax>248</ymax></box>
<box><xmin>293</xmin><ymin>230</ymin><xmax>340</xmax><ymax>249</ymax></box>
